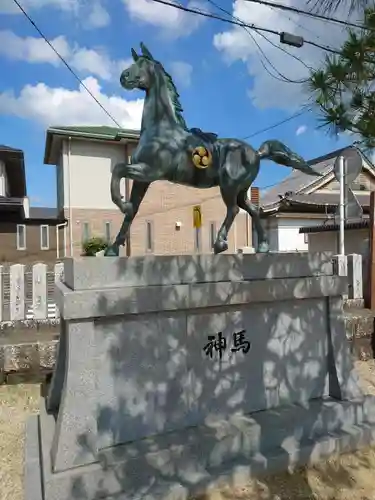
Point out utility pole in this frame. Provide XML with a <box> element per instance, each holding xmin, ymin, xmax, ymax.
<box><xmin>338</xmin><ymin>155</ymin><xmax>345</xmax><ymax>255</ymax></box>
<box><xmin>368</xmin><ymin>191</ymin><xmax>375</xmax><ymax>309</ymax></box>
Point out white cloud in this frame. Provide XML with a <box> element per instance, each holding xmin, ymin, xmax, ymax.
<box><xmin>0</xmin><ymin>30</ymin><xmax>129</xmax><ymax>80</ymax></box>
<box><xmin>122</xmin><ymin>0</ymin><xmax>205</xmax><ymax>37</ymax></box>
<box><xmin>296</xmin><ymin>124</ymin><xmax>307</xmax><ymax>136</ymax></box>
<box><xmin>0</xmin><ymin>0</ymin><xmax>80</xmax><ymax>14</ymax></box>
<box><xmin>169</xmin><ymin>61</ymin><xmax>193</xmax><ymax>87</ymax></box>
<box><xmin>0</xmin><ymin>30</ymin><xmax>70</xmax><ymax>65</ymax></box>
<box><xmin>213</xmin><ymin>0</ymin><xmax>362</xmax><ymax>110</ymax></box>
<box><xmin>0</xmin><ymin>0</ymin><xmax>110</xmax><ymax>29</ymax></box>
<box><xmin>85</xmin><ymin>1</ymin><xmax>111</xmax><ymax>29</ymax></box>
<box><xmin>0</xmin><ymin>77</ymin><xmax>144</xmax><ymax>128</ymax></box>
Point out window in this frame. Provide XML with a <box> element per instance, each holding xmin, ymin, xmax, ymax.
<box><xmin>0</xmin><ymin>161</ymin><xmax>7</xmax><ymax>197</ymax></box>
<box><xmin>40</xmin><ymin>225</ymin><xmax>49</xmax><ymax>250</ymax></box>
<box><xmin>16</xmin><ymin>224</ymin><xmax>26</xmax><ymax>250</ymax></box>
<box><xmin>82</xmin><ymin>222</ymin><xmax>90</xmax><ymax>243</ymax></box>
<box><xmin>194</xmin><ymin>227</ymin><xmax>201</xmax><ymax>253</ymax></box>
<box><xmin>245</xmin><ymin>214</ymin><xmax>251</xmax><ymax>247</ymax></box>
<box><xmin>146</xmin><ymin>221</ymin><xmax>154</xmax><ymax>252</ymax></box>
<box><xmin>104</xmin><ymin>221</ymin><xmax>111</xmax><ymax>242</ymax></box>
<box><xmin>209</xmin><ymin>222</ymin><xmax>216</xmax><ymax>250</ymax></box>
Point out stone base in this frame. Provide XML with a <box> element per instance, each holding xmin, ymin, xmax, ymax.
<box><xmin>25</xmin><ymin>394</ymin><xmax>375</xmax><ymax>500</ymax></box>
<box><xmin>23</xmin><ymin>253</ymin><xmax>375</xmax><ymax>499</ymax></box>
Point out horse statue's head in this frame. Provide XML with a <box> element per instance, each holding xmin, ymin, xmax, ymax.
<box><xmin>120</xmin><ymin>43</ymin><xmax>187</xmax><ymax>128</ymax></box>
<box><xmin>120</xmin><ymin>43</ymin><xmax>159</xmax><ymax>91</ymax></box>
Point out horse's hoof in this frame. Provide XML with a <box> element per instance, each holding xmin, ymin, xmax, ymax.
<box><xmin>257</xmin><ymin>241</ymin><xmax>269</xmax><ymax>253</ymax></box>
<box><xmin>213</xmin><ymin>240</ymin><xmax>228</xmax><ymax>254</ymax></box>
<box><xmin>104</xmin><ymin>245</ymin><xmax>120</xmax><ymax>257</ymax></box>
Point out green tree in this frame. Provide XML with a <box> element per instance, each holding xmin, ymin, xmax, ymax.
<box><xmin>309</xmin><ymin>0</ymin><xmax>371</xmax><ymax>14</ymax></box>
<box><xmin>82</xmin><ymin>236</ymin><xmax>108</xmax><ymax>256</ymax></box>
<box><xmin>308</xmin><ymin>7</ymin><xmax>375</xmax><ymax>149</ymax></box>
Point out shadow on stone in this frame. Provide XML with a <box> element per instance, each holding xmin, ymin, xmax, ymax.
<box><xmin>23</xmin><ymin>252</ymin><xmax>375</xmax><ymax>500</ymax></box>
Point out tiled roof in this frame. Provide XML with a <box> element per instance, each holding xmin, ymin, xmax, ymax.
<box><xmin>299</xmin><ymin>219</ymin><xmax>369</xmax><ymax>234</ymax></box>
<box><xmin>29</xmin><ymin>207</ymin><xmax>61</xmax><ymax>220</ymax></box>
<box><xmin>0</xmin><ymin>145</ymin><xmax>23</xmax><ymax>153</ymax></box>
<box><xmin>48</xmin><ymin>125</ymin><xmax>140</xmax><ymax>139</ymax></box>
<box><xmin>283</xmin><ymin>191</ymin><xmax>371</xmax><ymax>208</ymax></box>
<box><xmin>260</xmin><ymin>146</ymin><xmax>363</xmax><ymax>210</ymax></box>
<box><xmin>44</xmin><ymin>126</ymin><xmax>140</xmax><ymax>164</ymax></box>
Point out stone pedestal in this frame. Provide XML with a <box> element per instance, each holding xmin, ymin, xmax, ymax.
<box><xmin>24</xmin><ymin>252</ymin><xmax>375</xmax><ymax>500</ymax></box>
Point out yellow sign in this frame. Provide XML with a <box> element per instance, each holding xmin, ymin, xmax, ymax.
<box><xmin>193</xmin><ymin>205</ymin><xmax>202</xmax><ymax>228</ymax></box>
<box><xmin>192</xmin><ymin>146</ymin><xmax>212</xmax><ymax>169</ymax></box>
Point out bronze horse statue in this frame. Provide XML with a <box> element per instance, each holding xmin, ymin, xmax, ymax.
<box><xmin>104</xmin><ymin>43</ymin><xmax>320</xmax><ymax>256</ymax></box>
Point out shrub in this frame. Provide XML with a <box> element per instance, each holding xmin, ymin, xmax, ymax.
<box><xmin>82</xmin><ymin>236</ymin><xmax>108</xmax><ymax>256</ymax></box>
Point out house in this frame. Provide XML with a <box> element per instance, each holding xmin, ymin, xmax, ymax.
<box><xmin>259</xmin><ymin>146</ymin><xmax>375</xmax><ymax>252</ymax></box>
<box><xmin>0</xmin><ymin>145</ymin><xmax>66</xmax><ymax>264</ymax></box>
<box><xmin>44</xmin><ymin>125</ymin><xmax>251</xmax><ymax>257</ymax></box>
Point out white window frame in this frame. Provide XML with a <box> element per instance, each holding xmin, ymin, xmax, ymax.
<box><xmin>16</xmin><ymin>224</ymin><xmax>26</xmax><ymax>250</ymax></box>
<box><xmin>40</xmin><ymin>224</ymin><xmax>49</xmax><ymax>250</ymax></box>
<box><xmin>145</xmin><ymin>220</ymin><xmax>154</xmax><ymax>253</ymax></box>
<box><xmin>104</xmin><ymin>221</ymin><xmax>111</xmax><ymax>242</ymax></box>
<box><xmin>82</xmin><ymin>222</ymin><xmax>90</xmax><ymax>243</ymax></box>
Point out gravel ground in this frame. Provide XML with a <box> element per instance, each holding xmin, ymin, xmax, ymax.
<box><xmin>1</xmin><ymin>361</ymin><xmax>375</xmax><ymax>500</ymax></box>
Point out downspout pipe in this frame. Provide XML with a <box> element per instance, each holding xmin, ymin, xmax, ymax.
<box><xmin>56</xmin><ymin>221</ymin><xmax>68</xmax><ymax>260</ymax></box>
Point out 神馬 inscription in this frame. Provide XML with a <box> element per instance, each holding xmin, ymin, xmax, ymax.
<box><xmin>203</xmin><ymin>329</ymin><xmax>251</xmax><ymax>359</ymax></box>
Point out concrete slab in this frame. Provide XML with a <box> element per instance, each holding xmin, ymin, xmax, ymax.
<box><xmin>63</xmin><ymin>252</ymin><xmax>335</xmax><ymax>291</ymax></box>
<box><xmin>25</xmin><ymin>395</ymin><xmax>375</xmax><ymax>500</ymax></box>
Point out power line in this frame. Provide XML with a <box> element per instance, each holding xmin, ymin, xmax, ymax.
<box><xmin>12</xmin><ymin>0</ymin><xmax>122</xmax><ymax>128</ymax></box>
<box><xmin>242</xmin><ymin>0</ymin><xmax>374</xmax><ymax>32</ymax></box>
<box><xmin>12</xmin><ymin>0</ymin><xmax>314</xmax><ymax>143</ymax></box>
<box><xmin>241</xmin><ymin>109</ymin><xmax>307</xmax><ymax>140</ymax></box>
<box><xmin>260</xmin><ymin>0</ymin><xmax>331</xmax><ymax>46</ymax></box>
<box><xmin>151</xmin><ymin>0</ymin><xmax>342</xmax><ymax>55</ymax></box>
<box><xmin>207</xmin><ymin>0</ymin><xmax>311</xmax><ymax>85</ymax></box>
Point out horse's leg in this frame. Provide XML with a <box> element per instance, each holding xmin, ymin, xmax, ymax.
<box><xmin>213</xmin><ymin>188</ymin><xmax>239</xmax><ymax>254</ymax></box>
<box><xmin>110</xmin><ymin>162</ymin><xmax>159</xmax><ymax>213</ymax></box>
<box><xmin>237</xmin><ymin>189</ymin><xmax>269</xmax><ymax>253</ymax></box>
<box><xmin>105</xmin><ymin>161</ymin><xmax>159</xmax><ymax>256</ymax></box>
<box><xmin>104</xmin><ymin>180</ymin><xmax>150</xmax><ymax>256</ymax></box>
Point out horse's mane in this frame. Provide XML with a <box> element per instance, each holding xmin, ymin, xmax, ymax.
<box><xmin>143</xmin><ymin>55</ymin><xmax>187</xmax><ymax>129</ymax></box>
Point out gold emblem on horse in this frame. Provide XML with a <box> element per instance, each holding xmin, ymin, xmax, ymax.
<box><xmin>192</xmin><ymin>146</ymin><xmax>212</xmax><ymax>169</ymax></box>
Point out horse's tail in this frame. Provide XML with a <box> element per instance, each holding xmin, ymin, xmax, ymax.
<box><xmin>111</xmin><ymin>163</ymin><xmax>126</xmax><ymax>212</ymax></box>
<box><xmin>257</xmin><ymin>140</ymin><xmax>322</xmax><ymax>177</ymax></box>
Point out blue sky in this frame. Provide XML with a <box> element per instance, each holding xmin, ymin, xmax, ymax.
<box><xmin>0</xmin><ymin>0</ymin><xmax>353</xmax><ymax>208</ymax></box>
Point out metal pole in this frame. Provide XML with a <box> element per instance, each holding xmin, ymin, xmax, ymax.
<box><xmin>339</xmin><ymin>155</ymin><xmax>345</xmax><ymax>255</ymax></box>
<box><xmin>368</xmin><ymin>191</ymin><xmax>375</xmax><ymax>308</ymax></box>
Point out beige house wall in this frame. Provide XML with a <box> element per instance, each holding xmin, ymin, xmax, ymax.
<box><xmin>64</xmin><ymin>181</ymin><xmax>251</xmax><ymax>257</ymax></box>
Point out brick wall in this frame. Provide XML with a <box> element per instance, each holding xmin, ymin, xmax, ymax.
<box><xmin>65</xmin><ymin>181</ymin><xmax>252</xmax><ymax>256</ymax></box>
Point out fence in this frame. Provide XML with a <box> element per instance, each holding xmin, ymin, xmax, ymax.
<box><xmin>0</xmin><ymin>262</ymin><xmax>64</xmax><ymax>322</ymax></box>
<box><xmin>0</xmin><ymin>253</ymin><xmax>366</xmax><ymax>324</ymax></box>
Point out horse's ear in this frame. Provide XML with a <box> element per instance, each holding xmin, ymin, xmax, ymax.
<box><xmin>131</xmin><ymin>48</ymin><xmax>139</xmax><ymax>61</ymax></box>
<box><xmin>140</xmin><ymin>42</ymin><xmax>154</xmax><ymax>60</ymax></box>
